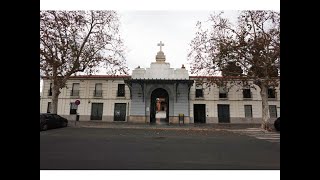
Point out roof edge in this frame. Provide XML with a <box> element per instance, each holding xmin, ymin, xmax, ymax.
<box><xmin>41</xmin><ymin>75</ymin><xmax>131</xmax><ymax>79</ymax></box>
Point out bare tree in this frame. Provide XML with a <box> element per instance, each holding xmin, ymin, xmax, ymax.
<box><xmin>221</xmin><ymin>61</ymin><xmax>243</xmax><ymax>76</ymax></box>
<box><xmin>40</xmin><ymin>10</ymin><xmax>128</xmax><ymax>114</ymax></box>
<box><xmin>188</xmin><ymin>11</ymin><xmax>280</xmax><ymax>130</ymax></box>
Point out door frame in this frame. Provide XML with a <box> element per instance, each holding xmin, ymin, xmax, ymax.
<box><xmin>193</xmin><ymin>104</ymin><xmax>206</xmax><ymax>123</ymax></box>
<box><xmin>114</xmin><ymin>103</ymin><xmax>127</xmax><ymax>121</ymax></box>
<box><xmin>150</xmin><ymin>88</ymin><xmax>169</xmax><ymax>124</ymax></box>
<box><xmin>90</xmin><ymin>103</ymin><xmax>104</xmax><ymax>120</ymax></box>
<box><xmin>217</xmin><ymin>104</ymin><xmax>230</xmax><ymax>123</ymax></box>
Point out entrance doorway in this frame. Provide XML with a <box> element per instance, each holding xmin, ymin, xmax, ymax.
<box><xmin>150</xmin><ymin>88</ymin><xmax>169</xmax><ymax>124</ymax></box>
<box><xmin>194</xmin><ymin>104</ymin><xmax>206</xmax><ymax>123</ymax></box>
<box><xmin>218</xmin><ymin>104</ymin><xmax>230</xmax><ymax>123</ymax></box>
<box><xmin>91</xmin><ymin>103</ymin><xmax>103</xmax><ymax>120</ymax></box>
<box><xmin>114</xmin><ymin>103</ymin><xmax>126</xmax><ymax>121</ymax></box>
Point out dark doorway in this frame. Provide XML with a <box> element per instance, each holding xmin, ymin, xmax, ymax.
<box><xmin>150</xmin><ymin>88</ymin><xmax>169</xmax><ymax>124</ymax></box>
<box><xmin>91</xmin><ymin>103</ymin><xmax>103</xmax><ymax>120</ymax></box>
<box><xmin>114</xmin><ymin>103</ymin><xmax>127</xmax><ymax>121</ymax></box>
<box><xmin>194</xmin><ymin>104</ymin><xmax>206</xmax><ymax>123</ymax></box>
<box><xmin>218</xmin><ymin>104</ymin><xmax>230</xmax><ymax>123</ymax></box>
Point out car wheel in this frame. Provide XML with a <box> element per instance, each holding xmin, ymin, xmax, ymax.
<box><xmin>42</xmin><ymin>124</ymin><xmax>48</xmax><ymax>131</ymax></box>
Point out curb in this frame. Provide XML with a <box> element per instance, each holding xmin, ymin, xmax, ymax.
<box><xmin>67</xmin><ymin>121</ymin><xmax>276</xmax><ymax>132</ymax></box>
<box><xmin>69</xmin><ymin>126</ymin><xmax>227</xmax><ymax>131</ymax></box>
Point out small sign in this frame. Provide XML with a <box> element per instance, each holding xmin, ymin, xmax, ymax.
<box><xmin>75</xmin><ymin>100</ymin><xmax>80</xmax><ymax>105</ymax></box>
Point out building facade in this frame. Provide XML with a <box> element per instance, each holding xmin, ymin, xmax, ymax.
<box><xmin>40</xmin><ymin>46</ymin><xmax>280</xmax><ymax>124</ymax></box>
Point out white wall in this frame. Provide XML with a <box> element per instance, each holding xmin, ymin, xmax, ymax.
<box><xmin>189</xmin><ymin>79</ymin><xmax>280</xmax><ymax>119</ymax></box>
<box><xmin>41</xmin><ymin>77</ymin><xmax>280</xmax><ymax>122</ymax></box>
<box><xmin>40</xmin><ymin>78</ymin><xmax>130</xmax><ymax>117</ymax></box>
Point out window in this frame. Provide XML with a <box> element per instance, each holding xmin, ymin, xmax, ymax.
<box><xmin>243</xmin><ymin>88</ymin><xmax>252</xmax><ymax>98</ymax></box>
<box><xmin>195</xmin><ymin>84</ymin><xmax>203</xmax><ymax>98</ymax></box>
<box><xmin>94</xmin><ymin>83</ymin><xmax>102</xmax><ymax>97</ymax></box>
<box><xmin>117</xmin><ymin>84</ymin><xmax>125</xmax><ymax>97</ymax></box>
<box><xmin>244</xmin><ymin>105</ymin><xmax>252</xmax><ymax>118</ymax></box>
<box><xmin>196</xmin><ymin>89</ymin><xmax>204</xmax><ymax>98</ymax></box>
<box><xmin>70</xmin><ymin>102</ymin><xmax>77</xmax><ymax>114</ymax></box>
<box><xmin>219</xmin><ymin>87</ymin><xmax>227</xmax><ymax>98</ymax></box>
<box><xmin>71</xmin><ymin>83</ymin><xmax>80</xmax><ymax>96</ymax></box>
<box><xmin>47</xmin><ymin>102</ymin><xmax>52</xmax><ymax>113</ymax></box>
<box><xmin>269</xmin><ymin>105</ymin><xmax>277</xmax><ymax>118</ymax></box>
<box><xmin>268</xmin><ymin>88</ymin><xmax>276</xmax><ymax>98</ymax></box>
<box><xmin>48</xmin><ymin>83</ymin><xmax>52</xmax><ymax>96</ymax></box>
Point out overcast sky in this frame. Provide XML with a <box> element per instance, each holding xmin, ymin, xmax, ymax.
<box><xmin>40</xmin><ymin>0</ymin><xmax>280</xmax><ymax>93</ymax></box>
<box><xmin>119</xmin><ymin>10</ymin><xmax>239</xmax><ymax>73</ymax></box>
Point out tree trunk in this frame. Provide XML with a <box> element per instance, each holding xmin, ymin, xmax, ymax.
<box><xmin>51</xmin><ymin>84</ymin><xmax>61</xmax><ymax>114</ymax></box>
<box><xmin>260</xmin><ymin>83</ymin><xmax>270</xmax><ymax>130</ymax></box>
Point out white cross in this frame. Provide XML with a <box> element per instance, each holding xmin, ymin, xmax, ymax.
<box><xmin>157</xmin><ymin>41</ymin><xmax>164</xmax><ymax>51</ymax></box>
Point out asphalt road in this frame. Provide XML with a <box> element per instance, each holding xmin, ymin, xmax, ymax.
<box><xmin>40</xmin><ymin>127</ymin><xmax>280</xmax><ymax>170</ymax></box>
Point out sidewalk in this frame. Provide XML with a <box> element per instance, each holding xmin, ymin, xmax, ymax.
<box><xmin>68</xmin><ymin>120</ymin><xmax>273</xmax><ymax>131</ymax></box>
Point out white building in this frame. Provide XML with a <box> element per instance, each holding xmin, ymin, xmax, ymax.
<box><xmin>40</xmin><ymin>45</ymin><xmax>280</xmax><ymax>124</ymax></box>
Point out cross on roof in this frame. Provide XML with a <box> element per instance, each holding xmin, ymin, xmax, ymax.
<box><xmin>157</xmin><ymin>41</ymin><xmax>164</xmax><ymax>51</ymax></box>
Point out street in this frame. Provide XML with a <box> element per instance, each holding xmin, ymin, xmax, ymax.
<box><xmin>40</xmin><ymin>127</ymin><xmax>280</xmax><ymax>170</ymax></box>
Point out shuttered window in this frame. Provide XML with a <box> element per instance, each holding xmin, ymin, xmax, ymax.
<box><xmin>244</xmin><ymin>105</ymin><xmax>252</xmax><ymax>118</ymax></box>
<box><xmin>94</xmin><ymin>83</ymin><xmax>102</xmax><ymax>97</ymax></box>
<box><xmin>269</xmin><ymin>105</ymin><xmax>277</xmax><ymax>118</ymax></box>
<box><xmin>71</xmin><ymin>83</ymin><xmax>80</xmax><ymax>96</ymax></box>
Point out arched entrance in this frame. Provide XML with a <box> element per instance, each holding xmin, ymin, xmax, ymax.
<box><xmin>150</xmin><ymin>88</ymin><xmax>169</xmax><ymax>124</ymax></box>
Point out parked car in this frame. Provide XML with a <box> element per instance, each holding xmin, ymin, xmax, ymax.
<box><xmin>274</xmin><ymin>117</ymin><xmax>280</xmax><ymax>131</ymax></box>
<box><xmin>40</xmin><ymin>113</ymin><xmax>68</xmax><ymax>131</ymax></box>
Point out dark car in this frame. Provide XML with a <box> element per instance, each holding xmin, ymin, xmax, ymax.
<box><xmin>40</xmin><ymin>113</ymin><xmax>68</xmax><ymax>131</ymax></box>
<box><xmin>274</xmin><ymin>117</ymin><xmax>280</xmax><ymax>131</ymax></box>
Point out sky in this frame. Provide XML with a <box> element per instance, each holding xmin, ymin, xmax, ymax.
<box><xmin>118</xmin><ymin>10</ymin><xmax>239</xmax><ymax>73</ymax></box>
<box><xmin>40</xmin><ymin>9</ymin><xmax>280</xmax><ymax>77</ymax></box>
<box><xmin>40</xmin><ymin>1</ymin><xmax>280</xmax><ymax>93</ymax></box>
